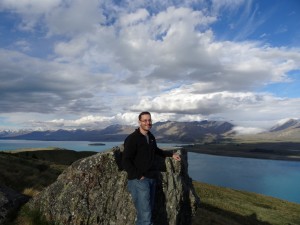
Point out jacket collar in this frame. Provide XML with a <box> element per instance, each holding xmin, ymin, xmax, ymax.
<box><xmin>135</xmin><ymin>128</ymin><xmax>152</xmax><ymax>137</ymax></box>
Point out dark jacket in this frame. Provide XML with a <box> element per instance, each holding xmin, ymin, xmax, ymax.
<box><xmin>122</xmin><ymin>128</ymin><xmax>172</xmax><ymax>180</ymax></box>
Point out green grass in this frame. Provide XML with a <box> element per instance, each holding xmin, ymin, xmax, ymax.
<box><xmin>10</xmin><ymin>147</ymin><xmax>97</xmax><ymax>165</ymax></box>
<box><xmin>1</xmin><ymin>149</ymin><xmax>94</xmax><ymax>225</ymax></box>
<box><xmin>4</xmin><ymin>205</ymin><xmax>53</xmax><ymax>225</ymax></box>
<box><xmin>0</xmin><ymin>148</ymin><xmax>97</xmax><ymax>194</ymax></box>
<box><xmin>10</xmin><ymin>181</ymin><xmax>300</xmax><ymax>225</ymax></box>
<box><xmin>1</xmin><ymin>149</ymin><xmax>300</xmax><ymax>225</ymax></box>
<box><xmin>0</xmin><ymin>151</ymin><xmax>66</xmax><ymax>194</ymax></box>
<box><xmin>192</xmin><ymin>182</ymin><xmax>300</xmax><ymax>225</ymax></box>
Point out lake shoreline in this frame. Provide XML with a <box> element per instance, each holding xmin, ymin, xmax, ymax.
<box><xmin>2</xmin><ymin>140</ymin><xmax>300</xmax><ymax>162</ymax></box>
<box><xmin>182</xmin><ymin>142</ymin><xmax>300</xmax><ymax>162</ymax></box>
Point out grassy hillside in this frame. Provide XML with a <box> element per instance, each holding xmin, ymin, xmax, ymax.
<box><xmin>0</xmin><ymin>151</ymin><xmax>66</xmax><ymax>194</ymax></box>
<box><xmin>10</xmin><ymin>147</ymin><xmax>98</xmax><ymax>165</ymax></box>
<box><xmin>1</xmin><ymin>149</ymin><xmax>299</xmax><ymax>225</ymax></box>
<box><xmin>192</xmin><ymin>182</ymin><xmax>300</xmax><ymax>225</ymax></box>
<box><xmin>0</xmin><ymin>148</ymin><xmax>97</xmax><ymax>194</ymax></box>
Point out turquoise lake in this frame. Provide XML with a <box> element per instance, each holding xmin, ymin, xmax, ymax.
<box><xmin>188</xmin><ymin>152</ymin><xmax>300</xmax><ymax>204</ymax></box>
<box><xmin>1</xmin><ymin>140</ymin><xmax>300</xmax><ymax>204</ymax></box>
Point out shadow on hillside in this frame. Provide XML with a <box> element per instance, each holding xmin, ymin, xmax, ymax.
<box><xmin>15</xmin><ymin>150</ymin><xmax>97</xmax><ymax>165</ymax></box>
<box><xmin>192</xmin><ymin>203</ymin><xmax>271</xmax><ymax>225</ymax></box>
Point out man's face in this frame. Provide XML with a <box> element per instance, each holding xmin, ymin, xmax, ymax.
<box><xmin>139</xmin><ymin>114</ymin><xmax>152</xmax><ymax>132</ymax></box>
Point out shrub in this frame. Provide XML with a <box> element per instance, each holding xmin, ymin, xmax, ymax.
<box><xmin>36</xmin><ymin>164</ymin><xmax>49</xmax><ymax>172</ymax></box>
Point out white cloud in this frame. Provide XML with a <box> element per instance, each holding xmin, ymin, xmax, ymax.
<box><xmin>119</xmin><ymin>8</ymin><xmax>149</xmax><ymax>27</ymax></box>
<box><xmin>211</xmin><ymin>0</ymin><xmax>245</xmax><ymax>12</ymax></box>
<box><xmin>14</xmin><ymin>40</ymin><xmax>31</xmax><ymax>52</ymax></box>
<box><xmin>232</xmin><ymin>126</ymin><xmax>265</xmax><ymax>135</ymax></box>
<box><xmin>27</xmin><ymin>113</ymin><xmax>140</xmax><ymax>130</ymax></box>
<box><xmin>0</xmin><ymin>0</ymin><xmax>61</xmax><ymax>14</ymax></box>
<box><xmin>54</xmin><ymin>36</ymin><xmax>89</xmax><ymax>58</ymax></box>
<box><xmin>0</xmin><ymin>0</ymin><xmax>61</xmax><ymax>30</ymax></box>
<box><xmin>129</xmin><ymin>84</ymin><xmax>300</xmax><ymax>130</ymax></box>
<box><xmin>46</xmin><ymin>0</ymin><xmax>104</xmax><ymax>36</ymax></box>
<box><xmin>0</xmin><ymin>0</ymin><xmax>300</xmax><ymax>131</ymax></box>
<box><xmin>0</xmin><ymin>49</ymin><xmax>111</xmax><ymax>114</ymax></box>
<box><xmin>130</xmin><ymin>87</ymin><xmax>268</xmax><ymax>115</ymax></box>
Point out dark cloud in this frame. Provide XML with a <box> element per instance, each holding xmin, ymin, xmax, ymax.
<box><xmin>0</xmin><ymin>1</ymin><xmax>299</xmax><ymax>131</ymax></box>
<box><xmin>0</xmin><ymin>50</ymin><xmax>107</xmax><ymax>114</ymax></box>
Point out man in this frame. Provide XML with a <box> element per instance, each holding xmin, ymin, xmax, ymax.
<box><xmin>122</xmin><ymin>111</ymin><xmax>181</xmax><ymax>225</ymax></box>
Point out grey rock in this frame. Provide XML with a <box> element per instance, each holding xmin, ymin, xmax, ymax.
<box><xmin>27</xmin><ymin>147</ymin><xmax>200</xmax><ymax>225</ymax></box>
<box><xmin>0</xmin><ymin>185</ymin><xmax>29</xmax><ymax>224</ymax></box>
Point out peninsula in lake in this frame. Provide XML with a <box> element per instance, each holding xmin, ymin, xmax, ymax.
<box><xmin>88</xmin><ymin>143</ymin><xmax>106</xmax><ymax>146</ymax></box>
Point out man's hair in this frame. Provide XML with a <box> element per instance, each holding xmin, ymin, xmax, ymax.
<box><xmin>138</xmin><ymin>111</ymin><xmax>151</xmax><ymax>121</ymax></box>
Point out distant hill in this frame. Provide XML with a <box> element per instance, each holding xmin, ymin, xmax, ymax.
<box><xmin>1</xmin><ymin>119</ymin><xmax>300</xmax><ymax>143</ymax></box>
<box><xmin>0</xmin><ymin>129</ymin><xmax>32</xmax><ymax>137</ymax></box>
<box><xmin>0</xmin><ymin>128</ymin><xmax>129</xmax><ymax>142</ymax></box>
<box><xmin>0</xmin><ymin>121</ymin><xmax>234</xmax><ymax>143</ymax></box>
<box><xmin>152</xmin><ymin>120</ymin><xmax>234</xmax><ymax>142</ymax></box>
<box><xmin>234</xmin><ymin>119</ymin><xmax>300</xmax><ymax>142</ymax></box>
<box><xmin>270</xmin><ymin>119</ymin><xmax>300</xmax><ymax>132</ymax></box>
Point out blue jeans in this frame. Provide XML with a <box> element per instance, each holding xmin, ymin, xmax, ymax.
<box><xmin>127</xmin><ymin>178</ymin><xmax>156</xmax><ymax>225</ymax></box>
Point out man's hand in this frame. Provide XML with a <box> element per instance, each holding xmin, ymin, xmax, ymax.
<box><xmin>172</xmin><ymin>153</ymin><xmax>181</xmax><ymax>161</ymax></box>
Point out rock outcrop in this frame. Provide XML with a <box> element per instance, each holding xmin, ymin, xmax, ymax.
<box><xmin>0</xmin><ymin>185</ymin><xmax>29</xmax><ymax>224</ymax></box>
<box><xmin>27</xmin><ymin>146</ymin><xmax>200</xmax><ymax>225</ymax></box>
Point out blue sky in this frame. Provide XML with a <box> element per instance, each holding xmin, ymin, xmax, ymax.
<box><xmin>211</xmin><ymin>0</ymin><xmax>300</xmax><ymax>47</ymax></box>
<box><xmin>0</xmin><ymin>0</ymin><xmax>299</xmax><ymax>133</ymax></box>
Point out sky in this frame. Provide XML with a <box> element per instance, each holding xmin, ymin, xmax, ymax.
<box><xmin>0</xmin><ymin>0</ymin><xmax>300</xmax><ymax>134</ymax></box>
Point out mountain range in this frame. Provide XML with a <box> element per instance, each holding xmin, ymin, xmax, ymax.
<box><xmin>233</xmin><ymin>119</ymin><xmax>300</xmax><ymax>142</ymax></box>
<box><xmin>0</xmin><ymin>119</ymin><xmax>299</xmax><ymax>143</ymax></box>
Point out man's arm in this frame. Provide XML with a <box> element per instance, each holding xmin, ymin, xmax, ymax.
<box><xmin>153</xmin><ymin>137</ymin><xmax>181</xmax><ymax>161</ymax></box>
<box><xmin>155</xmin><ymin>147</ymin><xmax>181</xmax><ymax>161</ymax></box>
